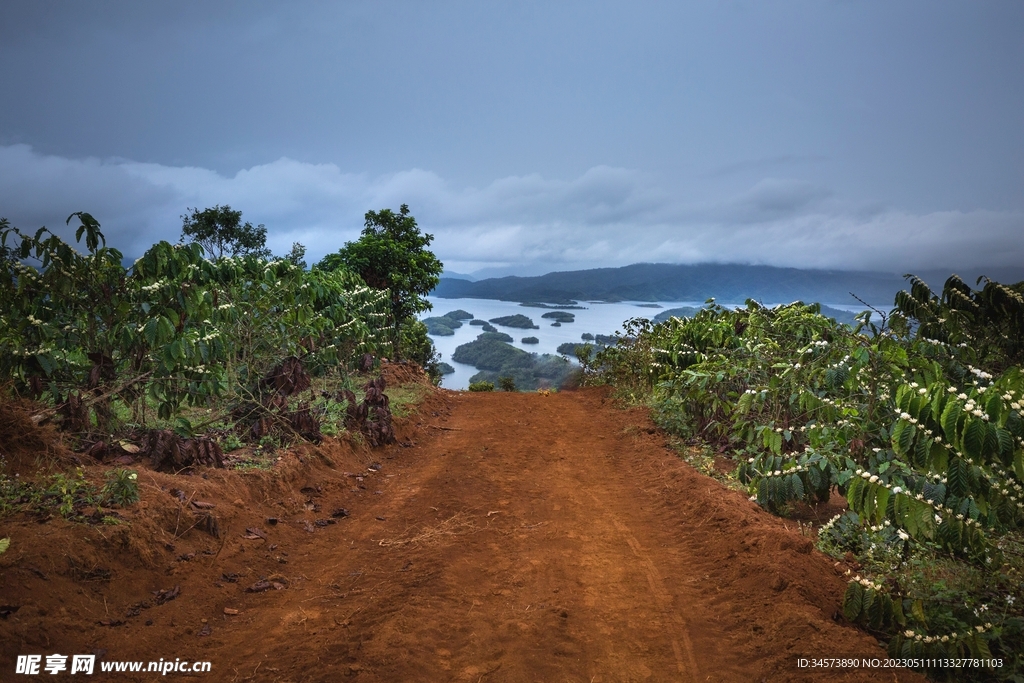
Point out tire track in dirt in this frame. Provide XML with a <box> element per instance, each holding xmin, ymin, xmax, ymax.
<box><xmin>603</xmin><ymin>510</ymin><xmax>700</xmax><ymax>679</ymax></box>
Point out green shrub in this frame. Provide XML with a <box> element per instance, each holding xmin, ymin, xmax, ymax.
<box><xmin>498</xmin><ymin>376</ymin><xmax>516</xmax><ymax>392</ymax></box>
<box><xmin>595</xmin><ymin>280</ymin><xmax>1024</xmax><ymax>679</ymax></box>
<box><xmin>468</xmin><ymin>381</ymin><xmax>494</xmax><ymax>392</ymax></box>
<box><xmin>102</xmin><ymin>469</ymin><xmax>139</xmax><ymax>507</ymax></box>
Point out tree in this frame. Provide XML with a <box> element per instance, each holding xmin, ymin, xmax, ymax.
<box><xmin>284</xmin><ymin>242</ymin><xmax>307</xmax><ymax>269</ymax></box>
<box><xmin>180</xmin><ymin>205</ymin><xmax>270</xmax><ymax>260</ymax></box>
<box><xmin>316</xmin><ymin>204</ymin><xmax>443</xmax><ymax>357</ymax></box>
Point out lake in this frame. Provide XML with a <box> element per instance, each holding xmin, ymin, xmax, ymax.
<box><xmin>422</xmin><ymin>297</ymin><xmax>874</xmax><ymax>390</ymax></box>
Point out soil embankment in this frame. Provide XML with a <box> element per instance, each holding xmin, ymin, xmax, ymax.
<box><xmin>1</xmin><ymin>387</ymin><xmax>924</xmax><ymax>682</ymax></box>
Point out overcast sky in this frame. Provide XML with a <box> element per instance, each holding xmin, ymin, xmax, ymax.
<box><xmin>1</xmin><ymin>1</ymin><xmax>1022</xmax><ymax>276</ymax></box>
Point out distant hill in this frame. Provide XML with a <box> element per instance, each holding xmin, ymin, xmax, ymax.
<box><xmin>432</xmin><ymin>263</ymin><xmax>913</xmax><ymax>306</ymax></box>
<box><xmin>440</xmin><ymin>270</ymin><xmax>477</xmax><ymax>281</ymax></box>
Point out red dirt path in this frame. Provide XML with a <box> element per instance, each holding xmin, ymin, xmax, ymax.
<box><xmin>1</xmin><ymin>387</ymin><xmax>925</xmax><ymax>682</ymax></box>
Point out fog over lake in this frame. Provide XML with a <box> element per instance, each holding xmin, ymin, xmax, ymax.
<box><xmin>422</xmin><ymin>297</ymin><xmax>869</xmax><ymax>390</ymax></box>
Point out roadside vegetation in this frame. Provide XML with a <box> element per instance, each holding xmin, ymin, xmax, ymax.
<box><xmin>589</xmin><ymin>278</ymin><xmax>1024</xmax><ymax>680</ymax></box>
<box><xmin>0</xmin><ymin>204</ymin><xmax>441</xmax><ymax>516</ymax></box>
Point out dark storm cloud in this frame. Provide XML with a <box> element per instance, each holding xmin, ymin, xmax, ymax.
<box><xmin>1</xmin><ymin>1</ymin><xmax>1022</xmax><ymax>275</ymax></box>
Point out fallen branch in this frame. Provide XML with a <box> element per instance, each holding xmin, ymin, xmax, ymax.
<box><xmin>30</xmin><ymin>371</ymin><xmax>153</xmax><ymax>425</ymax></box>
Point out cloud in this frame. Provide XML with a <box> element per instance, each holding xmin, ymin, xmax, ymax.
<box><xmin>703</xmin><ymin>154</ymin><xmax>829</xmax><ymax>178</ymax></box>
<box><xmin>1</xmin><ymin>143</ymin><xmax>1021</xmax><ymax>275</ymax></box>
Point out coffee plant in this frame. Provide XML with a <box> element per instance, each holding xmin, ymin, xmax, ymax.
<box><xmin>594</xmin><ymin>278</ymin><xmax>1024</xmax><ymax>679</ymax></box>
<box><xmin>1</xmin><ymin>213</ymin><xmax>392</xmax><ymax>440</ymax></box>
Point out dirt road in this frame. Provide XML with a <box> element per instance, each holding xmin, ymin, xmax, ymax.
<box><xmin>1</xmin><ymin>387</ymin><xmax>924</xmax><ymax>682</ymax></box>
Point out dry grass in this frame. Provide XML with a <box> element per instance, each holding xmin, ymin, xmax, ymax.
<box><xmin>376</xmin><ymin>512</ymin><xmax>477</xmax><ymax>547</ymax></box>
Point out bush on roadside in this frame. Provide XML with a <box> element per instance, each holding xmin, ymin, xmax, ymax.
<box><xmin>593</xmin><ymin>277</ymin><xmax>1024</xmax><ymax>679</ymax></box>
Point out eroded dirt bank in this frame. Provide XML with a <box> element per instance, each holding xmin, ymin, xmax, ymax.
<box><xmin>1</xmin><ymin>387</ymin><xmax>924</xmax><ymax>682</ymax></box>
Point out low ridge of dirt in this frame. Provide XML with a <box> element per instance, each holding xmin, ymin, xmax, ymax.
<box><xmin>0</xmin><ymin>385</ymin><xmax>925</xmax><ymax>682</ymax></box>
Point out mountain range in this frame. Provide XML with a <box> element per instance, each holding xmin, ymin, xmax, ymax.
<box><xmin>432</xmin><ymin>263</ymin><xmax>1024</xmax><ymax>307</ymax></box>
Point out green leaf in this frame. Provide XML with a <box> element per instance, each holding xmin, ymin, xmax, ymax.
<box><xmin>985</xmin><ymin>392</ymin><xmax>1002</xmax><ymax>423</ymax></box>
<box><xmin>911</xmin><ymin>599</ymin><xmax>927</xmax><ymax>627</ymax></box>
<box><xmin>917</xmin><ymin>503</ymin><xmax>935</xmax><ymax>539</ymax></box>
<box><xmin>790</xmin><ymin>473</ymin><xmax>805</xmax><ymax>501</ymax></box>
<box><xmin>984</xmin><ymin>423</ymin><xmax>1000</xmax><ymax>461</ymax></box>
<box><xmin>897</xmin><ymin>422</ymin><xmax>916</xmax><ymax>456</ymax></box>
<box><xmin>929</xmin><ymin>441</ymin><xmax>949</xmax><ymax>473</ymax></box>
<box><xmin>873</xmin><ymin>487</ymin><xmax>891</xmax><ymax>525</ymax></box>
<box><xmin>892</xmin><ymin>595</ymin><xmax>907</xmax><ymax>626</ymax></box>
<box><xmin>864</xmin><ymin>589</ymin><xmax>879</xmax><ymax>627</ymax></box>
<box><xmin>893</xmin><ymin>493</ymin><xmax>912</xmax><ymax>535</ymax></box>
<box><xmin>913</xmin><ymin>436</ymin><xmax>931</xmax><ymax>468</ymax></box>
<box><xmin>947</xmin><ymin>458</ymin><xmax>968</xmax><ymax>497</ymax></box>
<box><xmin>846</xmin><ymin>477</ymin><xmax>862</xmax><ymax>510</ymax></box>
<box><xmin>173</xmin><ymin>417</ymin><xmax>194</xmax><ymax>438</ymax></box>
<box><xmin>941</xmin><ymin>400</ymin><xmax>961</xmax><ymax>443</ymax></box>
<box><xmin>864</xmin><ymin>481</ymin><xmax>877</xmax><ymax>520</ymax></box>
<box><xmin>35</xmin><ymin>353</ymin><xmax>55</xmax><ymax>376</ymax></box>
<box><xmin>143</xmin><ymin>318</ymin><xmax>158</xmax><ymax>346</ymax></box>
<box><xmin>158</xmin><ymin>315</ymin><xmax>175</xmax><ymax>343</ymax></box>
<box><xmin>0</xmin><ymin>537</ymin><xmax>9</xmax><ymax>555</ymax></box>
<box><xmin>843</xmin><ymin>582</ymin><xmax>864</xmax><ymax>621</ymax></box>
<box><xmin>995</xmin><ymin>428</ymin><xmax>1014</xmax><ymax>460</ymax></box>
<box><xmin>962</xmin><ymin>418</ymin><xmax>985</xmax><ymax>460</ymax></box>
